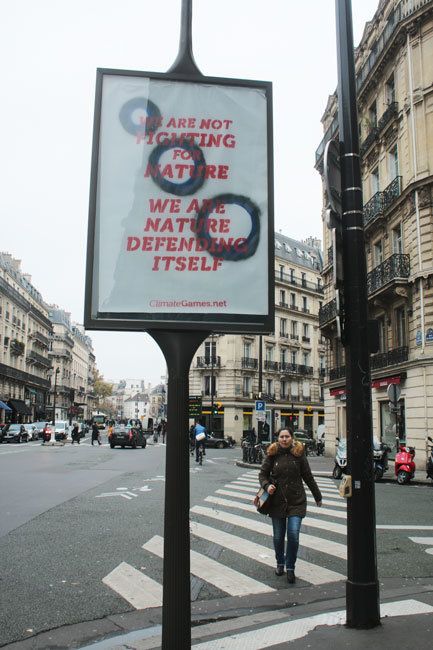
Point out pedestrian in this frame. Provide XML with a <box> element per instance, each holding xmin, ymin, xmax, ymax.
<box><xmin>91</xmin><ymin>422</ymin><xmax>101</xmax><ymax>446</ymax></box>
<box><xmin>194</xmin><ymin>420</ymin><xmax>206</xmax><ymax>462</ymax></box>
<box><xmin>258</xmin><ymin>428</ymin><xmax>322</xmax><ymax>583</ymax></box>
<box><xmin>71</xmin><ymin>422</ymin><xmax>80</xmax><ymax>444</ymax></box>
<box><xmin>153</xmin><ymin>425</ymin><xmax>159</xmax><ymax>444</ymax></box>
<box><xmin>161</xmin><ymin>421</ymin><xmax>166</xmax><ymax>444</ymax></box>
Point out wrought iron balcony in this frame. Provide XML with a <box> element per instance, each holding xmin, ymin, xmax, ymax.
<box><xmin>370</xmin><ymin>346</ymin><xmax>408</xmax><ymax>370</ymax></box>
<box><xmin>363</xmin><ymin>190</ymin><xmax>383</xmax><ymax>226</ymax></box>
<box><xmin>242</xmin><ymin>357</ymin><xmax>258</xmax><ymax>369</ymax></box>
<box><xmin>302</xmin><ymin>336</ymin><xmax>311</xmax><ymax>343</ymax></box>
<box><xmin>31</xmin><ymin>331</ymin><xmax>50</xmax><ymax>348</ymax></box>
<box><xmin>360</xmin><ymin>127</ymin><xmax>379</xmax><ymax>156</ymax></box>
<box><xmin>27</xmin><ymin>350</ymin><xmax>51</xmax><ymax>368</ymax></box>
<box><xmin>329</xmin><ymin>366</ymin><xmax>346</xmax><ymax>381</ymax></box>
<box><xmin>279</xmin><ymin>363</ymin><xmax>313</xmax><ymax>376</ymax></box>
<box><xmin>196</xmin><ymin>356</ymin><xmax>221</xmax><ymax>368</ymax></box>
<box><xmin>264</xmin><ymin>360</ymin><xmax>279</xmax><ymax>371</ymax></box>
<box><xmin>298</xmin><ymin>365</ymin><xmax>314</xmax><ymax>376</ymax></box>
<box><xmin>290</xmin><ymin>334</ymin><xmax>299</xmax><ymax>341</ymax></box>
<box><xmin>382</xmin><ymin>176</ymin><xmax>402</xmax><ymax>211</ymax></box>
<box><xmin>319</xmin><ymin>299</ymin><xmax>337</xmax><ymax>327</ymax></box>
<box><xmin>279</xmin><ymin>332</ymin><xmax>289</xmax><ymax>339</ymax></box>
<box><xmin>367</xmin><ymin>253</ymin><xmax>410</xmax><ymax>296</ymax></box>
<box><xmin>319</xmin><ymin>368</ymin><xmax>326</xmax><ymax>377</ymax></box>
<box><xmin>378</xmin><ymin>102</ymin><xmax>398</xmax><ymax>132</ymax></box>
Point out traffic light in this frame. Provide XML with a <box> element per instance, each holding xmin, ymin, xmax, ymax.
<box><xmin>212</xmin><ymin>401</ymin><xmax>222</xmax><ymax>415</ymax></box>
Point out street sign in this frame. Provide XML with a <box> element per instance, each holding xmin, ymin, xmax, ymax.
<box><xmin>387</xmin><ymin>383</ymin><xmax>401</xmax><ymax>405</ymax></box>
<box><xmin>323</xmin><ymin>139</ymin><xmax>342</xmax><ymax>217</ymax></box>
<box><xmin>188</xmin><ymin>395</ymin><xmax>202</xmax><ymax>418</ymax></box>
<box><xmin>255</xmin><ymin>400</ymin><xmax>266</xmax><ymax>412</ymax></box>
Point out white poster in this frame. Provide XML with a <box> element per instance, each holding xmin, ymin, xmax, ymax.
<box><xmin>91</xmin><ymin>73</ymin><xmax>270</xmax><ymax>321</ymax></box>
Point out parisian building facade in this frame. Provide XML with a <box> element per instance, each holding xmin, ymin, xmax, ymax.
<box><xmin>189</xmin><ymin>234</ymin><xmax>325</xmax><ymax>442</ymax></box>
<box><xmin>316</xmin><ymin>0</ymin><xmax>433</xmax><ymax>461</ymax></box>
<box><xmin>0</xmin><ymin>252</ymin><xmax>98</xmax><ymax>425</ymax></box>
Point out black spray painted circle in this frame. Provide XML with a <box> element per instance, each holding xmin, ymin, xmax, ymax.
<box><xmin>147</xmin><ymin>138</ymin><xmax>206</xmax><ymax>196</ymax></box>
<box><xmin>119</xmin><ymin>97</ymin><xmax>161</xmax><ymax>136</ymax></box>
<box><xmin>195</xmin><ymin>193</ymin><xmax>261</xmax><ymax>261</ymax></box>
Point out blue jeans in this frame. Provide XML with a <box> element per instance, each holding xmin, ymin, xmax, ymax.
<box><xmin>271</xmin><ymin>516</ymin><xmax>303</xmax><ymax>570</ymax></box>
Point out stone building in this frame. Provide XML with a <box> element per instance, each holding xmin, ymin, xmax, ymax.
<box><xmin>0</xmin><ymin>252</ymin><xmax>52</xmax><ymax>422</ymax></box>
<box><xmin>189</xmin><ymin>234</ymin><xmax>325</xmax><ymax>442</ymax></box>
<box><xmin>316</xmin><ymin>0</ymin><xmax>433</xmax><ymax>460</ymax></box>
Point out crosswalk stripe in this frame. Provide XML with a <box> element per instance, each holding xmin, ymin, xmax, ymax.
<box><xmin>205</xmin><ymin>496</ymin><xmax>347</xmax><ymax>535</ymax></box>
<box><xmin>190</xmin><ymin>521</ymin><xmax>345</xmax><ymax>585</ymax></box>
<box><xmin>102</xmin><ymin>562</ymin><xmax>162</xmax><ymax>609</ymax></box>
<box><xmin>307</xmin><ymin>504</ymin><xmax>346</xmax><ymax>519</ymax></box>
<box><xmin>409</xmin><ymin>536</ymin><xmax>433</xmax><ymax>544</ymax></box>
<box><xmin>228</xmin><ymin>483</ymin><xmax>257</xmax><ymax>493</ymax></box>
<box><xmin>143</xmin><ymin>535</ymin><xmax>275</xmax><ymax>596</ymax></box>
<box><xmin>191</xmin><ymin>599</ymin><xmax>433</xmax><ymax>649</ymax></box>
<box><xmin>191</xmin><ymin>506</ymin><xmax>347</xmax><ymax>559</ymax></box>
<box><xmin>307</xmin><ymin>495</ymin><xmax>346</xmax><ymax>509</ymax></box>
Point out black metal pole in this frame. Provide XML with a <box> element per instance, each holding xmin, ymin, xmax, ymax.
<box><xmin>210</xmin><ymin>334</ymin><xmax>214</xmax><ymax>433</ymax></box>
<box><xmin>149</xmin><ymin>330</ymin><xmax>209</xmax><ymax>650</ymax></box>
<box><xmin>335</xmin><ymin>0</ymin><xmax>380</xmax><ymax>628</ymax></box>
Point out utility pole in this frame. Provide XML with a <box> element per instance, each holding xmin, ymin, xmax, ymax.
<box><xmin>335</xmin><ymin>0</ymin><xmax>380</xmax><ymax>628</ymax></box>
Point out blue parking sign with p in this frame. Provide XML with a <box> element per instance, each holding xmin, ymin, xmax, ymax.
<box><xmin>255</xmin><ymin>400</ymin><xmax>265</xmax><ymax>411</ymax></box>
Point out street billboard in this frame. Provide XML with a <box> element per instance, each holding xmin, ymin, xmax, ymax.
<box><xmin>85</xmin><ymin>69</ymin><xmax>274</xmax><ymax>333</ymax></box>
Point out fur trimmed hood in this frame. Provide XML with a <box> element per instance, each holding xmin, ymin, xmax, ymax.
<box><xmin>266</xmin><ymin>440</ymin><xmax>305</xmax><ymax>458</ymax></box>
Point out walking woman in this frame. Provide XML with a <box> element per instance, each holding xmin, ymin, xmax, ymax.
<box><xmin>259</xmin><ymin>428</ymin><xmax>322</xmax><ymax>583</ymax></box>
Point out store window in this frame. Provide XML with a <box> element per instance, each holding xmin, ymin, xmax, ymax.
<box><xmin>380</xmin><ymin>399</ymin><xmax>405</xmax><ymax>457</ymax></box>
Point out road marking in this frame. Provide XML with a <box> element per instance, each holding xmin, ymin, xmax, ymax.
<box><xmin>191</xmin><ymin>506</ymin><xmax>347</xmax><ymax>559</ymax></box>
<box><xmin>206</xmin><ymin>496</ymin><xmax>347</xmax><ymax>536</ymax></box>
<box><xmin>143</xmin><ymin>535</ymin><xmax>275</xmax><ymax>597</ymax></box>
<box><xmin>192</xmin><ymin>599</ymin><xmax>433</xmax><ymax>649</ymax></box>
<box><xmin>409</xmin><ymin>536</ymin><xmax>433</xmax><ymax>544</ymax></box>
<box><xmin>102</xmin><ymin>562</ymin><xmax>162</xmax><ymax>609</ymax></box>
<box><xmin>307</xmin><ymin>504</ymin><xmax>347</xmax><ymax>519</ymax></box>
<box><xmin>229</xmin><ymin>483</ymin><xmax>257</xmax><ymax>493</ymax></box>
<box><xmin>378</xmin><ymin>525</ymin><xmax>433</xmax><ymax>530</ymax></box>
<box><xmin>190</xmin><ymin>521</ymin><xmax>345</xmax><ymax>585</ymax></box>
<box><xmin>307</xmin><ymin>496</ymin><xmax>346</xmax><ymax>509</ymax></box>
<box><xmin>95</xmin><ymin>492</ymin><xmax>135</xmax><ymax>500</ymax></box>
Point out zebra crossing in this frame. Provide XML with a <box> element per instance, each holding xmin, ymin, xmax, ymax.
<box><xmin>102</xmin><ymin>471</ymin><xmax>348</xmax><ymax>609</ymax></box>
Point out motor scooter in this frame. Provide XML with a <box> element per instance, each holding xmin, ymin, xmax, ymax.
<box><xmin>316</xmin><ymin>433</ymin><xmax>325</xmax><ymax>456</ymax></box>
<box><xmin>394</xmin><ymin>443</ymin><xmax>416</xmax><ymax>484</ymax></box>
<box><xmin>426</xmin><ymin>436</ymin><xmax>433</xmax><ymax>482</ymax></box>
<box><xmin>332</xmin><ymin>437</ymin><xmax>347</xmax><ymax>479</ymax></box>
<box><xmin>373</xmin><ymin>438</ymin><xmax>391</xmax><ymax>481</ymax></box>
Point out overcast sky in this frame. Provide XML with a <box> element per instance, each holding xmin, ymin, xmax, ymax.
<box><xmin>0</xmin><ymin>0</ymin><xmax>379</xmax><ymax>385</ymax></box>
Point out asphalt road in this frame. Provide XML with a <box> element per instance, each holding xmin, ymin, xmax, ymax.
<box><xmin>0</xmin><ymin>438</ymin><xmax>432</xmax><ymax>647</ymax></box>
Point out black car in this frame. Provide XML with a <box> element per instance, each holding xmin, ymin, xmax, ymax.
<box><xmin>293</xmin><ymin>430</ymin><xmax>316</xmax><ymax>455</ymax></box>
<box><xmin>1</xmin><ymin>423</ymin><xmax>29</xmax><ymax>443</ymax></box>
<box><xmin>205</xmin><ymin>435</ymin><xmax>233</xmax><ymax>449</ymax></box>
<box><xmin>109</xmin><ymin>425</ymin><xmax>147</xmax><ymax>449</ymax></box>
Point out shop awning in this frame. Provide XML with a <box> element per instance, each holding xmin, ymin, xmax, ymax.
<box><xmin>7</xmin><ymin>399</ymin><xmax>32</xmax><ymax>415</ymax></box>
<box><xmin>371</xmin><ymin>376</ymin><xmax>401</xmax><ymax>389</ymax></box>
<box><xmin>0</xmin><ymin>400</ymin><xmax>12</xmax><ymax>411</ymax></box>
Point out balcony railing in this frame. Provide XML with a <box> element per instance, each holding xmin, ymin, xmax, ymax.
<box><xmin>302</xmin><ymin>336</ymin><xmax>311</xmax><ymax>343</ymax></box>
<box><xmin>329</xmin><ymin>366</ymin><xmax>346</xmax><ymax>381</ymax></box>
<box><xmin>27</xmin><ymin>350</ymin><xmax>51</xmax><ymax>368</ymax></box>
<box><xmin>290</xmin><ymin>334</ymin><xmax>299</xmax><ymax>341</ymax></box>
<box><xmin>363</xmin><ymin>176</ymin><xmax>402</xmax><ymax>227</ymax></box>
<box><xmin>360</xmin><ymin>127</ymin><xmax>379</xmax><ymax>156</ymax></box>
<box><xmin>367</xmin><ymin>253</ymin><xmax>410</xmax><ymax>296</ymax></box>
<box><xmin>264</xmin><ymin>360</ymin><xmax>279</xmax><ymax>371</ymax></box>
<box><xmin>241</xmin><ymin>357</ymin><xmax>258</xmax><ymax>369</ymax></box>
<box><xmin>196</xmin><ymin>356</ymin><xmax>221</xmax><ymax>368</ymax></box>
<box><xmin>276</xmin><ymin>271</ymin><xmax>324</xmax><ymax>294</ymax></box>
<box><xmin>279</xmin><ymin>363</ymin><xmax>313</xmax><ymax>376</ymax></box>
<box><xmin>31</xmin><ymin>331</ymin><xmax>50</xmax><ymax>348</ymax></box>
<box><xmin>378</xmin><ymin>102</ymin><xmax>398</xmax><ymax>131</ymax></box>
<box><xmin>279</xmin><ymin>332</ymin><xmax>289</xmax><ymax>339</ymax></box>
<box><xmin>319</xmin><ymin>299</ymin><xmax>337</xmax><ymax>327</ymax></box>
<box><xmin>370</xmin><ymin>346</ymin><xmax>408</xmax><ymax>370</ymax></box>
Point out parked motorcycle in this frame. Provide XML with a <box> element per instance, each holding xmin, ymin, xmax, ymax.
<box><xmin>332</xmin><ymin>437</ymin><xmax>347</xmax><ymax>479</ymax></box>
<box><xmin>426</xmin><ymin>436</ymin><xmax>433</xmax><ymax>482</ymax></box>
<box><xmin>395</xmin><ymin>443</ymin><xmax>416</xmax><ymax>484</ymax></box>
<box><xmin>373</xmin><ymin>438</ymin><xmax>391</xmax><ymax>481</ymax></box>
<box><xmin>316</xmin><ymin>434</ymin><xmax>325</xmax><ymax>456</ymax></box>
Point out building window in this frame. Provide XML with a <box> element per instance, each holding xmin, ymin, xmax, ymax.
<box><xmin>303</xmin><ymin>323</ymin><xmax>309</xmax><ymax>338</ymax></box>
<box><xmin>266</xmin><ymin>346</ymin><xmax>274</xmax><ymax>361</ymax></box>
<box><xmin>395</xmin><ymin>307</ymin><xmax>406</xmax><ymax>347</ymax></box>
<box><xmin>243</xmin><ymin>341</ymin><xmax>252</xmax><ymax>358</ymax></box>
<box><xmin>290</xmin><ymin>293</ymin><xmax>296</xmax><ymax>308</ymax></box>
<box><xmin>204</xmin><ymin>340</ymin><xmax>216</xmax><ymax>362</ymax></box>
<box><xmin>392</xmin><ymin>224</ymin><xmax>403</xmax><ymax>254</ymax></box>
<box><xmin>303</xmin><ymin>352</ymin><xmax>310</xmax><ymax>366</ymax></box>
<box><xmin>280</xmin><ymin>348</ymin><xmax>287</xmax><ymax>364</ymax></box>
<box><xmin>243</xmin><ymin>376</ymin><xmax>251</xmax><ymax>396</ymax></box>
<box><xmin>369</xmin><ymin>100</ymin><xmax>377</xmax><ymax>128</ymax></box>
<box><xmin>378</xmin><ymin>316</ymin><xmax>387</xmax><ymax>353</ymax></box>
<box><xmin>281</xmin><ymin>380</ymin><xmax>287</xmax><ymax>399</ymax></box>
<box><xmin>204</xmin><ymin>375</ymin><xmax>216</xmax><ymax>396</ymax></box>
<box><xmin>302</xmin><ymin>296</ymin><xmax>308</xmax><ymax>312</ymax></box>
<box><xmin>371</xmin><ymin>166</ymin><xmax>380</xmax><ymax>195</ymax></box>
<box><xmin>266</xmin><ymin>379</ymin><xmax>273</xmax><ymax>395</ymax></box>
<box><xmin>280</xmin><ymin>318</ymin><xmax>287</xmax><ymax>335</ymax></box>
<box><xmin>373</xmin><ymin>239</ymin><xmax>383</xmax><ymax>265</ymax></box>
<box><xmin>291</xmin><ymin>350</ymin><xmax>297</xmax><ymax>365</ymax></box>
<box><xmin>279</xmin><ymin>289</ymin><xmax>286</xmax><ymax>305</ymax></box>
<box><xmin>388</xmin><ymin>144</ymin><xmax>399</xmax><ymax>181</ymax></box>
<box><xmin>386</xmin><ymin>73</ymin><xmax>395</xmax><ymax>104</ymax></box>
<box><xmin>301</xmin><ymin>272</ymin><xmax>307</xmax><ymax>287</ymax></box>
<box><xmin>291</xmin><ymin>321</ymin><xmax>298</xmax><ymax>337</ymax></box>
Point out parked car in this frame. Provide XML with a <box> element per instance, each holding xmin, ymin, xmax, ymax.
<box><xmin>54</xmin><ymin>421</ymin><xmax>70</xmax><ymax>441</ymax></box>
<box><xmin>108</xmin><ymin>425</ymin><xmax>147</xmax><ymax>449</ymax></box>
<box><xmin>205</xmin><ymin>435</ymin><xmax>233</xmax><ymax>449</ymax></box>
<box><xmin>293</xmin><ymin>429</ymin><xmax>316</xmax><ymax>455</ymax></box>
<box><xmin>1</xmin><ymin>423</ymin><xmax>28</xmax><ymax>443</ymax></box>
